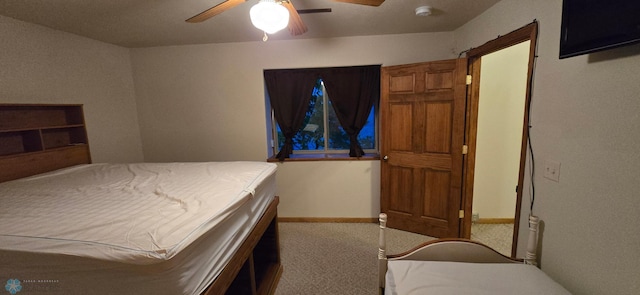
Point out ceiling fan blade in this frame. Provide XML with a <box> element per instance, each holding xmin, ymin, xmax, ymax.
<box><xmin>332</xmin><ymin>0</ymin><xmax>385</xmax><ymax>6</ymax></box>
<box><xmin>186</xmin><ymin>0</ymin><xmax>247</xmax><ymax>23</ymax></box>
<box><xmin>297</xmin><ymin>8</ymin><xmax>332</xmax><ymax>14</ymax></box>
<box><xmin>282</xmin><ymin>1</ymin><xmax>308</xmax><ymax>36</ymax></box>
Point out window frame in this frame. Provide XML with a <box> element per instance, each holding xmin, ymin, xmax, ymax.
<box><xmin>267</xmin><ymin>78</ymin><xmax>380</xmax><ymax>161</ymax></box>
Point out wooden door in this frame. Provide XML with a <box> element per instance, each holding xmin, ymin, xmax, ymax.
<box><xmin>380</xmin><ymin>58</ymin><xmax>468</xmax><ymax>238</ymax></box>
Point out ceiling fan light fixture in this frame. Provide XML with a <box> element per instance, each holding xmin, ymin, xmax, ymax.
<box><xmin>250</xmin><ymin>0</ymin><xmax>290</xmax><ymax>34</ymax></box>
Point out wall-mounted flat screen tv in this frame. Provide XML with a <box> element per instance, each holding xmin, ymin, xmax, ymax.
<box><xmin>559</xmin><ymin>0</ymin><xmax>640</xmax><ymax>59</ymax></box>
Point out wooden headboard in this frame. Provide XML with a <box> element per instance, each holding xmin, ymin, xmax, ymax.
<box><xmin>0</xmin><ymin>104</ymin><xmax>91</xmax><ymax>182</ymax></box>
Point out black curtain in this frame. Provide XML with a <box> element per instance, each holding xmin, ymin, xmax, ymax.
<box><xmin>264</xmin><ymin>69</ymin><xmax>318</xmax><ymax>161</ymax></box>
<box><xmin>320</xmin><ymin>65</ymin><xmax>380</xmax><ymax>157</ymax></box>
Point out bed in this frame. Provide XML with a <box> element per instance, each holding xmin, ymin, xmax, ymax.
<box><xmin>0</xmin><ymin>161</ymin><xmax>281</xmax><ymax>295</ymax></box>
<box><xmin>378</xmin><ymin>213</ymin><xmax>571</xmax><ymax>295</ymax></box>
<box><xmin>0</xmin><ymin>104</ymin><xmax>282</xmax><ymax>295</ymax></box>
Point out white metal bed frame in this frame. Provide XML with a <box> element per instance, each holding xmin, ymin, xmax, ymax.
<box><xmin>378</xmin><ymin>213</ymin><xmax>541</xmax><ymax>293</ymax></box>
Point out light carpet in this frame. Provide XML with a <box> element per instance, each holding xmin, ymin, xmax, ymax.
<box><xmin>274</xmin><ymin>222</ymin><xmax>434</xmax><ymax>295</ymax></box>
<box><xmin>274</xmin><ymin>222</ymin><xmax>514</xmax><ymax>294</ymax></box>
<box><xmin>471</xmin><ymin>223</ymin><xmax>514</xmax><ymax>256</ymax></box>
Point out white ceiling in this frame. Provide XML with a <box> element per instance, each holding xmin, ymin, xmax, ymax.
<box><xmin>0</xmin><ymin>0</ymin><xmax>501</xmax><ymax>48</ymax></box>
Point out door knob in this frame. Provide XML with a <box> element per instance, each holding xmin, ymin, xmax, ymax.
<box><xmin>383</xmin><ymin>155</ymin><xmax>389</xmax><ymax>161</ymax></box>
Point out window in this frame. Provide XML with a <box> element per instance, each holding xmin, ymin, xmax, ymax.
<box><xmin>274</xmin><ymin>79</ymin><xmax>377</xmax><ymax>154</ymax></box>
<box><xmin>264</xmin><ymin>66</ymin><xmax>380</xmax><ymax>161</ymax></box>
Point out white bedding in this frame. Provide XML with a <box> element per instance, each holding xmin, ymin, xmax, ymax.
<box><xmin>385</xmin><ymin>260</ymin><xmax>571</xmax><ymax>295</ymax></box>
<box><xmin>0</xmin><ymin>162</ymin><xmax>277</xmax><ymax>294</ymax></box>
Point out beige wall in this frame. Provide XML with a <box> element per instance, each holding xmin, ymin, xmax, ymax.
<box><xmin>455</xmin><ymin>0</ymin><xmax>640</xmax><ymax>294</ymax></box>
<box><xmin>274</xmin><ymin>161</ymin><xmax>380</xmax><ymax>218</ymax></box>
<box><xmin>472</xmin><ymin>41</ymin><xmax>529</xmax><ymax>219</ymax></box>
<box><xmin>130</xmin><ymin>33</ymin><xmax>456</xmax><ymax>218</ymax></box>
<box><xmin>0</xmin><ymin>16</ymin><xmax>144</xmax><ymax>163</ymax></box>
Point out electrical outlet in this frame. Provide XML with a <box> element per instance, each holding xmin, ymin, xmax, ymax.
<box><xmin>544</xmin><ymin>160</ymin><xmax>561</xmax><ymax>182</ymax></box>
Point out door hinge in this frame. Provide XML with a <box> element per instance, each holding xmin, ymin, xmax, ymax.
<box><xmin>466</xmin><ymin>75</ymin><xmax>472</xmax><ymax>85</ymax></box>
<box><xmin>459</xmin><ymin>210</ymin><xmax>465</xmax><ymax>218</ymax></box>
<box><xmin>462</xmin><ymin>145</ymin><xmax>468</xmax><ymax>155</ymax></box>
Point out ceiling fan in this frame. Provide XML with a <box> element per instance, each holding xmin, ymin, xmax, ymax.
<box><xmin>186</xmin><ymin>0</ymin><xmax>385</xmax><ymax>37</ymax></box>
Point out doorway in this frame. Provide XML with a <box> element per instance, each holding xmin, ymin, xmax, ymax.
<box><xmin>461</xmin><ymin>22</ymin><xmax>538</xmax><ymax>258</ymax></box>
<box><xmin>379</xmin><ymin>23</ymin><xmax>538</xmax><ymax>258</ymax></box>
<box><xmin>469</xmin><ymin>40</ymin><xmax>530</xmax><ymax>256</ymax></box>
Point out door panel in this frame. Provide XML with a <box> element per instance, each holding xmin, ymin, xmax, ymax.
<box><xmin>426</xmin><ymin>72</ymin><xmax>453</xmax><ymax>90</ymax></box>
<box><xmin>389</xmin><ymin>104</ymin><xmax>413</xmax><ymax>151</ymax></box>
<box><xmin>389</xmin><ymin>74</ymin><xmax>416</xmax><ymax>93</ymax></box>
<box><xmin>388</xmin><ymin>166</ymin><xmax>413</xmax><ymax>214</ymax></box>
<box><xmin>381</xmin><ymin>58</ymin><xmax>467</xmax><ymax>238</ymax></box>
<box><xmin>423</xmin><ymin>170</ymin><xmax>451</xmax><ymax>221</ymax></box>
<box><xmin>425</xmin><ymin>102</ymin><xmax>452</xmax><ymax>153</ymax></box>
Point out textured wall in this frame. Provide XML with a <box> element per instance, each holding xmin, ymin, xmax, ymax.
<box><xmin>0</xmin><ymin>16</ymin><xmax>144</xmax><ymax>163</ymax></box>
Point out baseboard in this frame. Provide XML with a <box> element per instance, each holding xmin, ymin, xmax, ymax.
<box><xmin>278</xmin><ymin>217</ymin><xmax>377</xmax><ymax>223</ymax></box>
<box><xmin>476</xmin><ymin>218</ymin><xmax>515</xmax><ymax>224</ymax></box>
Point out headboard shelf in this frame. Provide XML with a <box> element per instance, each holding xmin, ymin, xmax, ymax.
<box><xmin>0</xmin><ymin>104</ymin><xmax>91</xmax><ymax>182</ymax></box>
<box><xmin>0</xmin><ymin>123</ymin><xmax>86</xmax><ymax>133</ymax></box>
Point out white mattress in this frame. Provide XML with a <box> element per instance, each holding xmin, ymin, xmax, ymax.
<box><xmin>0</xmin><ymin>162</ymin><xmax>277</xmax><ymax>295</ymax></box>
<box><xmin>385</xmin><ymin>260</ymin><xmax>571</xmax><ymax>295</ymax></box>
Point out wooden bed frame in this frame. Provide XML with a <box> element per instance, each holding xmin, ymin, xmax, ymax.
<box><xmin>378</xmin><ymin>213</ymin><xmax>540</xmax><ymax>294</ymax></box>
<box><xmin>0</xmin><ymin>104</ymin><xmax>282</xmax><ymax>295</ymax></box>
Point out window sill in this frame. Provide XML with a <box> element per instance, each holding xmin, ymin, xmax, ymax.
<box><xmin>267</xmin><ymin>153</ymin><xmax>380</xmax><ymax>162</ymax></box>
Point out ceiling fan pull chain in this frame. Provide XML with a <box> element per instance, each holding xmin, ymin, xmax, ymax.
<box><xmin>263</xmin><ymin>31</ymin><xmax>269</xmax><ymax>42</ymax></box>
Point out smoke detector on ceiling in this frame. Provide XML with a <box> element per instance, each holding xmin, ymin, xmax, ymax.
<box><xmin>415</xmin><ymin>6</ymin><xmax>432</xmax><ymax>17</ymax></box>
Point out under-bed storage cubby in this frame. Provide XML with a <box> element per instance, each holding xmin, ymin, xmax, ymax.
<box><xmin>227</xmin><ymin>256</ymin><xmax>257</xmax><ymax>294</ymax></box>
<box><xmin>253</xmin><ymin>217</ymin><xmax>281</xmax><ymax>294</ymax></box>
<box><xmin>224</xmin><ymin>215</ymin><xmax>281</xmax><ymax>295</ymax></box>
